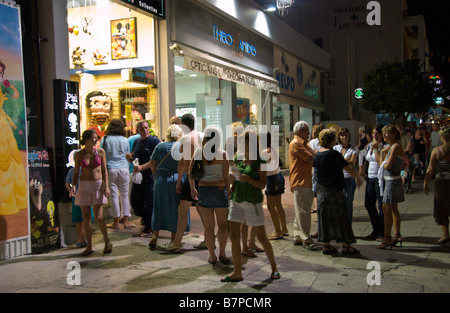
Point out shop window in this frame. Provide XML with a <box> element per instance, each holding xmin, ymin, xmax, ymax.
<box><xmin>67</xmin><ymin>0</ymin><xmax>157</xmax><ymax>138</ymax></box>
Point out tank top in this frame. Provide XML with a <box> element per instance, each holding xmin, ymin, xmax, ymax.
<box><xmin>201</xmin><ymin>164</ymin><xmax>224</xmax><ymax>181</ymax></box>
<box><xmin>436</xmin><ymin>148</ymin><xmax>450</xmax><ymax>180</ymax></box>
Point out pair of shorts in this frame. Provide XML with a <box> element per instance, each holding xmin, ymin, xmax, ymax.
<box><xmin>228</xmin><ymin>200</ymin><xmax>264</xmax><ymax>227</ymax></box>
<box><xmin>74</xmin><ymin>180</ymin><xmax>107</xmax><ymax>206</ymax></box>
<box><xmin>180</xmin><ymin>177</ymin><xmax>199</xmax><ymax>202</ymax></box>
<box><xmin>265</xmin><ymin>172</ymin><xmax>285</xmax><ymax>196</ymax></box>
<box><xmin>71</xmin><ymin>197</ymin><xmax>94</xmax><ymax>223</ymax></box>
<box><xmin>198</xmin><ymin>186</ymin><xmax>229</xmax><ymax>208</ymax></box>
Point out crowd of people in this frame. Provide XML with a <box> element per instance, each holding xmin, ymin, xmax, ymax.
<box><xmin>65</xmin><ymin>114</ymin><xmax>450</xmax><ymax>282</ymax></box>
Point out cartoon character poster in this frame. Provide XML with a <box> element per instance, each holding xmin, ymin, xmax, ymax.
<box><xmin>0</xmin><ymin>3</ymin><xmax>29</xmax><ymax>243</ymax></box>
<box><xmin>236</xmin><ymin>97</ymin><xmax>250</xmax><ymax>125</ymax></box>
<box><xmin>28</xmin><ymin>148</ymin><xmax>60</xmax><ymax>254</ymax></box>
<box><xmin>110</xmin><ymin>17</ymin><xmax>137</xmax><ymax>60</ymax></box>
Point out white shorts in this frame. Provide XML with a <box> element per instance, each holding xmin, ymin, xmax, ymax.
<box><xmin>228</xmin><ymin>200</ymin><xmax>264</xmax><ymax>227</ymax></box>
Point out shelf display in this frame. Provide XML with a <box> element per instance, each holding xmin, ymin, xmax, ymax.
<box><xmin>119</xmin><ymin>88</ymin><xmax>149</xmax><ymax>134</ymax></box>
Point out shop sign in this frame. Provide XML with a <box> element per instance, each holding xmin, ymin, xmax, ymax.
<box><xmin>274</xmin><ymin>47</ymin><xmax>320</xmax><ymax>101</ymax></box>
<box><xmin>53</xmin><ymin>80</ymin><xmax>80</xmax><ymax>202</ymax></box>
<box><xmin>117</xmin><ymin>0</ymin><xmax>165</xmax><ymax>19</ymax></box>
<box><xmin>184</xmin><ymin>56</ymin><xmax>279</xmax><ymax>93</ymax></box>
<box><xmin>131</xmin><ymin>68</ymin><xmax>155</xmax><ymax>85</ymax></box>
<box><xmin>212</xmin><ymin>24</ymin><xmax>257</xmax><ymax>57</ymax></box>
<box><xmin>173</xmin><ymin>0</ymin><xmax>273</xmax><ymax>75</ymax></box>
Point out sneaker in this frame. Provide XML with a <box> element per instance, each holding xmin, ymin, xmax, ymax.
<box><xmin>158</xmin><ymin>242</ymin><xmax>182</xmax><ymax>253</ymax></box>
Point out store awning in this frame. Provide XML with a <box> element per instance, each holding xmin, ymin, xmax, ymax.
<box><xmin>178</xmin><ymin>44</ymin><xmax>280</xmax><ymax>93</ymax></box>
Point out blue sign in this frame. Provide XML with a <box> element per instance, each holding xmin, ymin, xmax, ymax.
<box><xmin>212</xmin><ymin>24</ymin><xmax>257</xmax><ymax>56</ymax></box>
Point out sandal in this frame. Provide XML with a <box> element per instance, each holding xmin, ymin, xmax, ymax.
<box><xmin>241</xmin><ymin>251</ymin><xmax>257</xmax><ymax>258</ymax></box>
<box><xmin>341</xmin><ymin>245</ymin><xmax>360</xmax><ymax>255</ymax></box>
<box><xmin>220</xmin><ymin>275</ymin><xmax>243</xmax><ymax>283</ymax></box>
<box><xmin>322</xmin><ymin>245</ymin><xmax>338</xmax><ymax>255</ymax></box>
<box><xmin>148</xmin><ymin>237</ymin><xmax>158</xmax><ymax>249</ymax></box>
<box><xmin>103</xmin><ymin>243</ymin><xmax>113</xmax><ymax>254</ymax></box>
<box><xmin>107</xmin><ymin>223</ymin><xmax>120</xmax><ymax>229</ymax></box>
<box><xmin>250</xmin><ymin>246</ymin><xmax>264</xmax><ymax>252</ymax></box>
<box><xmin>268</xmin><ymin>234</ymin><xmax>283</xmax><ymax>240</ymax></box>
<box><xmin>208</xmin><ymin>257</ymin><xmax>217</xmax><ymax>265</ymax></box>
<box><xmin>302</xmin><ymin>242</ymin><xmax>317</xmax><ymax>251</ymax></box>
<box><xmin>81</xmin><ymin>249</ymin><xmax>94</xmax><ymax>256</ymax></box>
<box><xmin>219</xmin><ymin>256</ymin><xmax>231</xmax><ymax>265</ymax></box>
<box><xmin>270</xmin><ymin>272</ymin><xmax>281</xmax><ymax>280</ymax></box>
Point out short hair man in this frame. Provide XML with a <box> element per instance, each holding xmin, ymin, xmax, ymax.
<box><xmin>289</xmin><ymin>121</ymin><xmax>317</xmax><ymax>250</ymax></box>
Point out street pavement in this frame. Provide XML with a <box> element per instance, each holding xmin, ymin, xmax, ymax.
<box><xmin>0</xmin><ymin>175</ymin><xmax>448</xmax><ymax>296</ymax></box>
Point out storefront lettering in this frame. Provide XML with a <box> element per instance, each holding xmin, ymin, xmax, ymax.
<box><xmin>275</xmin><ymin>71</ymin><xmax>295</xmax><ymax>92</ymax></box>
<box><xmin>28</xmin><ymin>149</ymin><xmax>50</xmax><ymax>163</ymax></box>
<box><xmin>65</xmin><ymin>92</ymin><xmax>78</xmax><ymax>110</ymax></box>
<box><xmin>212</xmin><ymin>24</ymin><xmax>257</xmax><ymax>56</ymax></box>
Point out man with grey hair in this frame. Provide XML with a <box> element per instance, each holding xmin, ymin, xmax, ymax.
<box><xmin>289</xmin><ymin>121</ymin><xmax>317</xmax><ymax>250</ymax></box>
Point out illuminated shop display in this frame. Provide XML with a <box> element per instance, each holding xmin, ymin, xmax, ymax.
<box><xmin>67</xmin><ymin>0</ymin><xmax>157</xmax><ymax>138</ymax></box>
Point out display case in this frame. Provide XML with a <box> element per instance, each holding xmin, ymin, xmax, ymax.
<box><xmin>119</xmin><ymin>87</ymin><xmax>150</xmax><ymax>135</ymax></box>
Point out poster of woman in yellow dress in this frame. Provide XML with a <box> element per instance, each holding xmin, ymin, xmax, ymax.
<box><xmin>0</xmin><ymin>2</ymin><xmax>29</xmax><ymax>242</ymax></box>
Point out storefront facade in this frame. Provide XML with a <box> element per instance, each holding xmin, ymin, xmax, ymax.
<box><xmin>168</xmin><ymin>0</ymin><xmax>279</xmax><ymax>150</ymax></box>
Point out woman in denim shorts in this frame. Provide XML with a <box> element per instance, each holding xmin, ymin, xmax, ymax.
<box><xmin>189</xmin><ymin>127</ymin><xmax>231</xmax><ymax>265</ymax></box>
<box><xmin>260</xmin><ymin>132</ymin><xmax>287</xmax><ymax>240</ymax></box>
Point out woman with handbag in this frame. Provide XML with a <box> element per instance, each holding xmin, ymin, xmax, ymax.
<box><xmin>148</xmin><ymin>124</ymin><xmax>184</xmax><ymax>248</ymax></box>
<box><xmin>189</xmin><ymin>126</ymin><xmax>231</xmax><ymax>265</ymax></box>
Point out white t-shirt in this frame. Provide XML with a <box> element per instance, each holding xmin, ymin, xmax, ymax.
<box><xmin>333</xmin><ymin>144</ymin><xmax>359</xmax><ymax>178</ymax></box>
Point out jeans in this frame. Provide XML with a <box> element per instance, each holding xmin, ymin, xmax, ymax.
<box><xmin>364</xmin><ymin>178</ymin><xmax>384</xmax><ymax>237</ymax></box>
<box><xmin>344</xmin><ymin>177</ymin><xmax>356</xmax><ymax>224</ymax></box>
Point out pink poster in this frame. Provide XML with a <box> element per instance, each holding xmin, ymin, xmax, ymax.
<box><xmin>0</xmin><ymin>3</ymin><xmax>29</xmax><ymax>242</ymax></box>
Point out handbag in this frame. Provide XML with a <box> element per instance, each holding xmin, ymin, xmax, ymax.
<box><xmin>190</xmin><ymin>159</ymin><xmax>204</xmax><ymax>180</ymax></box>
<box><xmin>190</xmin><ymin>148</ymin><xmax>204</xmax><ymax>180</ymax></box>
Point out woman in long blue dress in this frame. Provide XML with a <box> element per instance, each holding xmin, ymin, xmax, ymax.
<box><xmin>148</xmin><ymin>124</ymin><xmax>184</xmax><ymax>248</ymax></box>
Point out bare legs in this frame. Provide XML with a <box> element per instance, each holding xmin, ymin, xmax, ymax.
<box><xmin>81</xmin><ymin>204</ymin><xmax>111</xmax><ymax>255</ymax></box>
<box><xmin>226</xmin><ymin>221</ymin><xmax>278</xmax><ymax>281</ymax></box>
<box><xmin>197</xmin><ymin>206</ymin><xmax>228</xmax><ymax>263</ymax></box>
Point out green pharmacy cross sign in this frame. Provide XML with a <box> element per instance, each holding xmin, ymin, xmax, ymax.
<box><xmin>355</xmin><ymin>88</ymin><xmax>364</xmax><ymax>99</ymax></box>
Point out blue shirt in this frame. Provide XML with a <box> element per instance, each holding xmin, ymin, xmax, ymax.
<box><xmin>100</xmin><ymin>135</ymin><xmax>130</xmax><ymax>169</ymax></box>
<box><xmin>132</xmin><ymin>135</ymin><xmax>161</xmax><ymax>184</ymax></box>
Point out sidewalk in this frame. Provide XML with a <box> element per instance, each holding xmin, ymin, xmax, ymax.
<box><xmin>0</xmin><ymin>176</ymin><xmax>448</xmax><ymax>293</ymax></box>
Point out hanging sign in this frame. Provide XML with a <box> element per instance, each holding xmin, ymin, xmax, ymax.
<box><xmin>184</xmin><ymin>55</ymin><xmax>279</xmax><ymax>93</ymax></box>
<box><xmin>117</xmin><ymin>0</ymin><xmax>165</xmax><ymax>19</ymax></box>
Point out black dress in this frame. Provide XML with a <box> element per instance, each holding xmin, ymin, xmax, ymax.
<box><xmin>313</xmin><ymin>150</ymin><xmax>356</xmax><ymax>244</ymax></box>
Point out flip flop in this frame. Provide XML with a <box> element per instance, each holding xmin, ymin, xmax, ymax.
<box><xmin>250</xmin><ymin>246</ymin><xmax>264</xmax><ymax>252</ymax></box>
<box><xmin>268</xmin><ymin>234</ymin><xmax>283</xmax><ymax>240</ymax></box>
<box><xmin>124</xmin><ymin>223</ymin><xmax>136</xmax><ymax>229</ymax></box>
<box><xmin>270</xmin><ymin>272</ymin><xmax>281</xmax><ymax>280</ymax></box>
<box><xmin>241</xmin><ymin>251</ymin><xmax>257</xmax><ymax>258</ymax></box>
<box><xmin>107</xmin><ymin>223</ymin><xmax>120</xmax><ymax>229</ymax></box>
<box><xmin>220</xmin><ymin>275</ymin><xmax>243</xmax><ymax>283</ymax></box>
<box><xmin>81</xmin><ymin>249</ymin><xmax>94</xmax><ymax>256</ymax></box>
<box><xmin>103</xmin><ymin>243</ymin><xmax>113</xmax><ymax>254</ymax></box>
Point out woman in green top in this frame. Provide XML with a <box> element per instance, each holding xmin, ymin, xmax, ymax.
<box><xmin>221</xmin><ymin>130</ymin><xmax>280</xmax><ymax>282</ymax></box>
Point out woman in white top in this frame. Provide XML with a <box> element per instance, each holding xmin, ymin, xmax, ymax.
<box><xmin>333</xmin><ymin>127</ymin><xmax>359</xmax><ymax>224</ymax></box>
<box><xmin>100</xmin><ymin>119</ymin><xmax>134</xmax><ymax>229</ymax></box>
<box><xmin>260</xmin><ymin>132</ymin><xmax>287</xmax><ymax>240</ymax></box>
<box><xmin>361</xmin><ymin>124</ymin><xmax>386</xmax><ymax>240</ymax></box>
<box><xmin>189</xmin><ymin>127</ymin><xmax>231</xmax><ymax>265</ymax></box>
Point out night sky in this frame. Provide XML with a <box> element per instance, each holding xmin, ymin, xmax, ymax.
<box><xmin>406</xmin><ymin>0</ymin><xmax>450</xmax><ymax>90</ymax></box>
